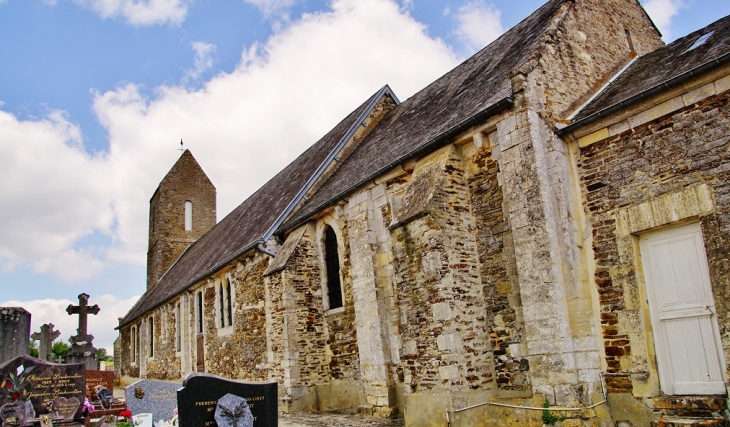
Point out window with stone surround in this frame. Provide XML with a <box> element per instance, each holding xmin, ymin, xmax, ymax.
<box><xmin>323</xmin><ymin>225</ymin><xmax>343</xmax><ymax>310</ymax></box>
<box><xmin>184</xmin><ymin>200</ymin><xmax>193</xmax><ymax>231</ymax></box>
<box><xmin>175</xmin><ymin>303</ymin><xmax>181</xmax><ymax>352</ymax></box>
<box><xmin>130</xmin><ymin>326</ymin><xmax>137</xmax><ymax>363</ymax></box>
<box><xmin>217</xmin><ymin>278</ymin><xmax>233</xmax><ymax>329</ymax></box>
<box><xmin>196</xmin><ymin>291</ymin><xmax>204</xmax><ymax>334</ymax></box>
<box><xmin>148</xmin><ymin>316</ymin><xmax>154</xmax><ymax>358</ymax></box>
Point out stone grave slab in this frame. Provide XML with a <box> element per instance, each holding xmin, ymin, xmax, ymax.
<box><xmin>0</xmin><ymin>308</ymin><xmax>31</xmax><ymax>364</ymax></box>
<box><xmin>125</xmin><ymin>379</ymin><xmax>178</xmax><ymax>423</ymax></box>
<box><xmin>86</xmin><ymin>370</ymin><xmax>114</xmax><ymax>401</ymax></box>
<box><xmin>0</xmin><ymin>354</ymin><xmax>85</xmax><ymax>426</ymax></box>
<box><xmin>177</xmin><ymin>373</ymin><xmax>277</xmax><ymax>427</ymax></box>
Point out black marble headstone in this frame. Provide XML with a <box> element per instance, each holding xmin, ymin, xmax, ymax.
<box><xmin>177</xmin><ymin>373</ymin><xmax>277</xmax><ymax>427</ymax></box>
<box><xmin>0</xmin><ymin>354</ymin><xmax>85</xmax><ymax>426</ymax></box>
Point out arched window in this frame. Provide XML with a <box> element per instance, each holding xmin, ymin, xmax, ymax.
<box><xmin>130</xmin><ymin>326</ymin><xmax>137</xmax><ymax>363</ymax></box>
<box><xmin>148</xmin><ymin>316</ymin><xmax>155</xmax><ymax>357</ymax></box>
<box><xmin>184</xmin><ymin>200</ymin><xmax>193</xmax><ymax>231</ymax></box>
<box><xmin>197</xmin><ymin>291</ymin><xmax>203</xmax><ymax>334</ymax></box>
<box><xmin>323</xmin><ymin>225</ymin><xmax>343</xmax><ymax>309</ymax></box>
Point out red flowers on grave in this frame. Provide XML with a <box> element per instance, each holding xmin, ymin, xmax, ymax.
<box><xmin>118</xmin><ymin>409</ymin><xmax>134</xmax><ymax>427</ymax></box>
<box><xmin>1</xmin><ymin>364</ymin><xmax>34</xmax><ymax>401</ymax></box>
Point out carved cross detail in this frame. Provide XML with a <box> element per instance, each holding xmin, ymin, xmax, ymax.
<box><xmin>31</xmin><ymin>323</ymin><xmax>61</xmax><ymax>362</ymax></box>
<box><xmin>66</xmin><ymin>293</ymin><xmax>100</xmax><ymax>337</ymax></box>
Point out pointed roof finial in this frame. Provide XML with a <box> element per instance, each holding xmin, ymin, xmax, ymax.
<box><xmin>179</xmin><ymin>139</ymin><xmax>184</xmax><ymax>152</ymax></box>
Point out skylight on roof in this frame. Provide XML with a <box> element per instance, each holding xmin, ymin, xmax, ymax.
<box><xmin>686</xmin><ymin>31</ymin><xmax>715</xmax><ymax>52</ymax></box>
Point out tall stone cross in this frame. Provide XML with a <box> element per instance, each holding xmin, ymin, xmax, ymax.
<box><xmin>66</xmin><ymin>293</ymin><xmax>100</xmax><ymax>337</ymax></box>
<box><xmin>31</xmin><ymin>323</ymin><xmax>60</xmax><ymax>362</ymax></box>
<box><xmin>66</xmin><ymin>293</ymin><xmax>100</xmax><ymax>369</ymax></box>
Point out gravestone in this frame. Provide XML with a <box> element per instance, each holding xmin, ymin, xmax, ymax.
<box><xmin>86</xmin><ymin>370</ymin><xmax>114</xmax><ymax>401</ymax></box>
<box><xmin>31</xmin><ymin>323</ymin><xmax>60</xmax><ymax>362</ymax></box>
<box><xmin>125</xmin><ymin>379</ymin><xmax>178</xmax><ymax>423</ymax></box>
<box><xmin>0</xmin><ymin>307</ymin><xmax>31</xmax><ymax>364</ymax></box>
<box><xmin>177</xmin><ymin>373</ymin><xmax>277</xmax><ymax>427</ymax></box>
<box><xmin>0</xmin><ymin>354</ymin><xmax>85</xmax><ymax>426</ymax></box>
<box><xmin>66</xmin><ymin>293</ymin><xmax>100</xmax><ymax>371</ymax></box>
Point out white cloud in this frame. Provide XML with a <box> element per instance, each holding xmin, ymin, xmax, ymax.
<box><xmin>71</xmin><ymin>0</ymin><xmax>190</xmax><ymax>26</ymax></box>
<box><xmin>1</xmin><ymin>295</ymin><xmax>139</xmax><ymax>355</ymax></box>
<box><xmin>453</xmin><ymin>1</ymin><xmax>504</xmax><ymax>54</ymax></box>
<box><xmin>642</xmin><ymin>0</ymin><xmax>684</xmax><ymax>40</ymax></box>
<box><xmin>0</xmin><ymin>110</ymin><xmax>114</xmax><ymax>280</ymax></box>
<box><xmin>184</xmin><ymin>42</ymin><xmax>217</xmax><ymax>83</ymax></box>
<box><xmin>400</xmin><ymin>0</ymin><xmax>414</xmax><ymax>11</ymax></box>
<box><xmin>244</xmin><ymin>0</ymin><xmax>299</xmax><ymax>18</ymax></box>
<box><xmin>32</xmin><ymin>247</ymin><xmax>106</xmax><ymax>282</ymax></box>
<box><xmin>0</xmin><ymin>0</ymin><xmax>458</xmax><ymax>284</ymax></box>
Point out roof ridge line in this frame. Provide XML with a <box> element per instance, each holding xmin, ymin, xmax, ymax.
<box><xmin>258</xmin><ymin>84</ymin><xmax>399</xmax><ymax>244</ymax></box>
<box><xmin>278</xmin><ymin>96</ymin><xmax>515</xmax><ymax>234</ymax></box>
<box><xmin>565</xmin><ymin>56</ymin><xmax>639</xmax><ymax>123</ymax></box>
<box><xmin>559</xmin><ymin>51</ymin><xmax>730</xmax><ymax>135</ymax></box>
<box><xmin>117</xmin><ymin>85</ymin><xmax>401</xmax><ymax>328</ymax></box>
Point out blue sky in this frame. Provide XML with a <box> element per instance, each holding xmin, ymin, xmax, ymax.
<box><xmin>1</xmin><ymin>0</ymin><xmax>728</xmax><ymax>352</ymax></box>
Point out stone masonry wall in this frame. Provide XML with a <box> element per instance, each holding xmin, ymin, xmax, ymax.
<box><xmin>390</xmin><ymin>145</ymin><xmax>494</xmax><ymax>398</ymax></box>
<box><xmin>466</xmin><ymin>142</ymin><xmax>528</xmax><ymax>392</ymax></box>
<box><xmin>265</xmin><ymin>224</ymin><xmax>330</xmax><ymax>403</ymax></box>
<box><xmin>520</xmin><ymin>0</ymin><xmax>663</xmax><ymax>125</ymax></box>
<box><xmin>118</xmin><ymin>321</ymin><xmax>140</xmax><ymax>379</ymax></box>
<box><xmin>147</xmin><ymin>151</ymin><xmax>216</xmax><ymax>290</ymax></box>
<box><xmin>575</xmin><ymin>89</ymin><xmax>730</xmax><ymax>394</ymax></box>
<box><xmin>203</xmin><ymin>258</ymin><xmax>269</xmax><ymax>381</ymax></box>
<box><xmin>145</xmin><ymin>302</ymin><xmax>181</xmax><ymax>380</ymax></box>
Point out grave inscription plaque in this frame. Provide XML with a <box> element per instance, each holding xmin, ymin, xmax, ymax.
<box><xmin>124</xmin><ymin>379</ymin><xmax>179</xmax><ymax>423</ymax></box>
<box><xmin>0</xmin><ymin>354</ymin><xmax>85</xmax><ymax>426</ymax></box>
<box><xmin>177</xmin><ymin>373</ymin><xmax>277</xmax><ymax>427</ymax></box>
<box><xmin>86</xmin><ymin>370</ymin><xmax>114</xmax><ymax>401</ymax></box>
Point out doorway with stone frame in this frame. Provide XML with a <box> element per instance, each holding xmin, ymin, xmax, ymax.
<box><xmin>639</xmin><ymin>222</ymin><xmax>726</xmax><ymax>396</ymax></box>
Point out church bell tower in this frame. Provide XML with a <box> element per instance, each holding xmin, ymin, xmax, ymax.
<box><xmin>147</xmin><ymin>149</ymin><xmax>216</xmax><ymax>290</ymax></box>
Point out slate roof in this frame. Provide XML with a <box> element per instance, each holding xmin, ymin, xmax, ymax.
<box><xmin>120</xmin><ymin>0</ymin><xmax>570</xmax><ymax>327</ymax></box>
<box><xmin>279</xmin><ymin>0</ymin><xmax>568</xmax><ymax>231</ymax></box>
<box><xmin>119</xmin><ymin>89</ymin><xmax>389</xmax><ymax>327</ymax></box>
<box><xmin>568</xmin><ymin>13</ymin><xmax>730</xmax><ymax>126</ymax></box>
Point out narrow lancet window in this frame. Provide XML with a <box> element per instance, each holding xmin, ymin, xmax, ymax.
<box><xmin>175</xmin><ymin>303</ymin><xmax>181</xmax><ymax>351</ymax></box>
<box><xmin>226</xmin><ymin>280</ymin><xmax>233</xmax><ymax>326</ymax></box>
<box><xmin>324</xmin><ymin>225</ymin><xmax>343</xmax><ymax>309</ymax></box>
<box><xmin>218</xmin><ymin>279</ymin><xmax>233</xmax><ymax>327</ymax></box>
<box><xmin>196</xmin><ymin>291</ymin><xmax>204</xmax><ymax>334</ymax></box>
<box><xmin>148</xmin><ymin>316</ymin><xmax>155</xmax><ymax>357</ymax></box>
<box><xmin>185</xmin><ymin>200</ymin><xmax>193</xmax><ymax>231</ymax></box>
<box><xmin>131</xmin><ymin>326</ymin><xmax>137</xmax><ymax>363</ymax></box>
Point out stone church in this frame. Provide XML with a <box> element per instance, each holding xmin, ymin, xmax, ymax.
<box><xmin>116</xmin><ymin>0</ymin><xmax>730</xmax><ymax>425</ymax></box>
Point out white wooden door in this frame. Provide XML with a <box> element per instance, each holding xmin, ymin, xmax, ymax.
<box><xmin>640</xmin><ymin>222</ymin><xmax>726</xmax><ymax>395</ymax></box>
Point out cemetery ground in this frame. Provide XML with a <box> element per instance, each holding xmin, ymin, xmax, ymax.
<box><xmin>112</xmin><ymin>386</ymin><xmax>406</xmax><ymax>427</ymax></box>
<box><xmin>3</xmin><ymin>295</ymin><xmax>408</xmax><ymax>427</ymax></box>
